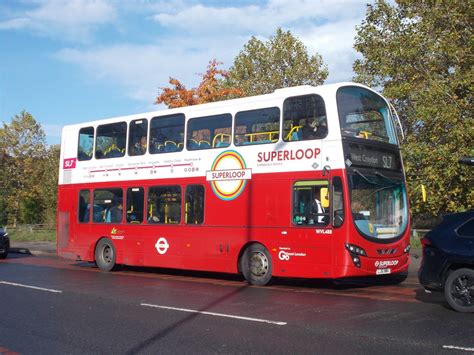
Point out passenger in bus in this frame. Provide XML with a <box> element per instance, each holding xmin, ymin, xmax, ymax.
<box><xmin>301</xmin><ymin>118</ymin><xmax>328</xmax><ymax>140</ymax></box>
<box><xmin>133</xmin><ymin>136</ymin><xmax>147</xmax><ymax>155</ymax></box>
<box><xmin>108</xmin><ymin>202</ymin><xmax>123</xmax><ymax>223</ymax></box>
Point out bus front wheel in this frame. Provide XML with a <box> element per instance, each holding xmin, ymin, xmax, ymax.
<box><xmin>241</xmin><ymin>244</ymin><xmax>273</xmax><ymax>286</ymax></box>
<box><xmin>95</xmin><ymin>238</ymin><xmax>117</xmax><ymax>272</ymax></box>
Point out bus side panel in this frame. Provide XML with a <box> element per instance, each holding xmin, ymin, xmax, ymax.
<box><xmin>57</xmin><ymin>185</ymin><xmax>77</xmax><ymax>260</ymax></box>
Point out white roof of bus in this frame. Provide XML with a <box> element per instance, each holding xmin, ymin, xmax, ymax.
<box><xmin>63</xmin><ymin>82</ymin><xmax>372</xmax><ymax>130</ymax></box>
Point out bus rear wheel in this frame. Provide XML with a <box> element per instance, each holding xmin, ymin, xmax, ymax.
<box><xmin>95</xmin><ymin>238</ymin><xmax>117</xmax><ymax>272</ymax></box>
<box><xmin>241</xmin><ymin>244</ymin><xmax>273</xmax><ymax>286</ymax></box>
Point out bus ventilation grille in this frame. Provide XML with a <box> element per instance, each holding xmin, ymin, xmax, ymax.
<box><xmin>377</xmin><ymin>249</ymin><xmax>397</xmax><ymax>255</ymax></box>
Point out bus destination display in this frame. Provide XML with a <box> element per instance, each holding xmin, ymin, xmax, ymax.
<box><xmin>347</xmin><ymin>143</ymin><xmax>401</xmax><ymax>171</ymax></box>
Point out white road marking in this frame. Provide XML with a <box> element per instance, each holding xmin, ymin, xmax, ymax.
<box><xmin>0</xmin><ymin>281</ymin><xmax>63</xmax><ymax>293</ymax></box>
<box><xmin>140</xmin><ymin>303</ymin><xmax>287</xmax><ymax>326</ymax></box>
<box><xmin>443</xmin><ymin>345</ymin><xmax>474</xmax><ymax>352</ymax></box>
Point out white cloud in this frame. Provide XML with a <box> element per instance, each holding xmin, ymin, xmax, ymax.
<box><xmin>54</xmin><ymin>0</ymin><xmax>371</xmax><ymax>104</ymax></box>
<box><xmin>151</xmin><ymin>0</ymin><xmax>369</xmax><ymax>82</ymax></box>
<box><xmin>153</xmin><ymin>0</ymin><xmax>367</xmax><ymax>35</ymax></box>
<box><xmin>296</xmin><ymin>17</ymin><xmax>364</xmax><ymax>83</ymax></box>
<box><xmin>0</xmin><ymin>0</ymin><xmax>117</xmax><ymax>42</ymax></box>
<box><xmin>55</xmin><ymin>40</ymin><xmax>237</xmax><ymax>104</ymax></box>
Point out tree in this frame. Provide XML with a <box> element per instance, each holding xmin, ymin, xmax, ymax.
<box><xmin>0</xmin><ymin>111</ymin><xmax>48</xmax><ymax>226</ymax></box>
<box><xmin>38</xmin><ymin>144</ymin><xmax>60</xmax><ymax>224</ymax></box>
<box><xmin>155</xmin><ymin>59</ymin><xmax>243</xmax><ymax>108</ymax></box>
<box><xmin>226</xmin><ymin>28</ymin><xmax>329</xmax><ymax>96</ymax></box>
<box><xmin>353</xmin><ymin>1</ymin><xmax>473</xmax><ymax>221</ymax></box>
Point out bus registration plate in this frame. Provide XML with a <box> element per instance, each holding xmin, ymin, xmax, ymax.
<box><xmin>376</xmin><ymin>268</ymin><xmax>391</xmax><ymax>275</ymax></box>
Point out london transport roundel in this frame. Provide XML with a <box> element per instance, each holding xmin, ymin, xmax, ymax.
<box><xmin>206</xmin><ymin>150</ymin><xmax>252</xmax><ymax>201</ymax></box>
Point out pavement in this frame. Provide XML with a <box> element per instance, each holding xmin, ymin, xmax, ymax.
<box><xmin>9</xmin><ymin>241</ymin><xmax>422</xmax><ymax>274</ymax></box>
<box><xmin>10</xmin><ymin>241</ymin><xmax>57</xmax><ymax>257</ymax></box>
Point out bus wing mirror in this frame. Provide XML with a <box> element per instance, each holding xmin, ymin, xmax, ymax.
<box><xmin>320</xmin><ymin>187</ymin><xmax>330</xmax><ymax>209</ymax></box>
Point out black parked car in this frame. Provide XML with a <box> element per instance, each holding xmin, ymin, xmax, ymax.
<box><xmin>0</xmin><ymin>227</ymin><xmax>9</xmax><ymax>259</ymax></box>
<box><xmin>418</xmin><ymin>210</ymin><xmax>474</xmax><ymax>312</ymax></box>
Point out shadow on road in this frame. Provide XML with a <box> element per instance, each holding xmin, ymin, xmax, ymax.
<box><xmin>125</xmin><ymin>284</ymin><xmax>250</xmax><ymax>354</ymax></box>
<box><xmin>414</xmin><ymin>288</ymin><xmax>449</xmax><ymax>309</ymax></box>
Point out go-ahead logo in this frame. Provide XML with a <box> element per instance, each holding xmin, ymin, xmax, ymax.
<box><xmin>206</xmin><ymin>150</ymin><xmax>251</xmax><ymax>201</ymax></box>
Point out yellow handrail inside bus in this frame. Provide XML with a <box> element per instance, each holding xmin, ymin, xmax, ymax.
<box><xmin>244</xmin><ymin>131</ymin><xmax>279</xmax><ymax>142</ymax></box>
<box><xmin>104</xmin><ymin>144</ymin><xmax>122</xmax><ymax>156</ymax></box>
<box><xmin>185</xmin><ymin>202</ymin><xmax>189</xmax><ymax>224</ymax></box>
<box><xmin>285</xmin><ymin>125</ymin><xmax>302</xmax><ymax>141</ymax></box>
<box><xmin>359</xmin><ymin>130</ymin><xmax>372</xmax><ymax>139</ymax></box>
<box><xmin>212</xmin><ymin>133</ymin><xmax>231</xmax><ymax>147</ymax></box>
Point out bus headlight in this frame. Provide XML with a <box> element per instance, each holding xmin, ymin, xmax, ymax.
<box><xmin>345</xmin><ymin>243</ymin><xmax>367</xmax><ymax>256</ymax></box>
<box><xmin>345</xmin><ymin>243</ymin><xmax>366</xmax><ymax>268</ymax></box>
<box><xmin>404</xmin><ymin>244</ymin><xmax>411</xmax><ymax>253</ymax></box>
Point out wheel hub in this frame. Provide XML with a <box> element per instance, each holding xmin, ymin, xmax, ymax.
<box><xmin>452</xmin><ymin>276</ymin><xmax>473</xmax><ymax>306</ymax></box>
<box><xmin>103</xmin><ymin>246</ymin><xmax>112</xmax><ymax>264</ymax></box>
<box><xmin>249</xmin><ymin>252</ymin><xmax>268</xmax><ymax>277</ymax></box>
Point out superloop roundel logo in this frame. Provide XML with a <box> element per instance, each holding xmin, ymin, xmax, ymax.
<box><xmin>206</xmin><ymin>150</ymin><xmax>252</xmax><ymax>201</ymax></box>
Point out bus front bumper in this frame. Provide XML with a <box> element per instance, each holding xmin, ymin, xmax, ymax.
<box><xmin>336</xmin><ymin>253</ymin><xmax>410</xmax><ymax>278</ymax></box>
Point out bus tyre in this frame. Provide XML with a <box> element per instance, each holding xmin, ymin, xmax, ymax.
<box><xmin>241</xmin><ymin>244</ymin><xmax>273</xmax><ymax>286</ymax></box>
<box><xmin>444</xmin><ymin>268</ymin><xmax>474</xmax><ymax>313</ymax></box>
<box><xmin>95</xmin><ymin>238</ymin><xmax>117</xmax><ymax>272</ymax></box>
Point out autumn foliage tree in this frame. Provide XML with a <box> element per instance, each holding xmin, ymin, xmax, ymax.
<box><xmin>155</xmin><ymin>59</ymin><xmax>243</xmax><ymax>108</ymax></box>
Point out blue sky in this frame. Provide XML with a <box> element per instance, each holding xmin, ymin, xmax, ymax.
<box><xmin>0</xmin><ymin>0</ymin><xmax>373</xmax><ymax>145</ymax></box>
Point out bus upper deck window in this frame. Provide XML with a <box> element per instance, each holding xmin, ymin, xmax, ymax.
<box><xmin>187</xmin><ymin>114</ymin><xmax>232</xmax><ymax>150</ymax></box>
<box><xmin>149</xmin><ymin>114</ymin><xmax>185</xmax><ymax>154</ymax></box>
<box><xmin>78</xmin><ymin>127</ymin><xmax>94</xmax><ymax>161</ymax></box>
<box><xmin>128</xmin><ymin>119</ymin><xmax>148</xmax><ymax>156</ymax></box>
<box><xmin>336</xmin><ymin>86</ymin><xmax>397</xmax><ymax>144</ymax></box>
<box><xmin>283</xmin><ymin>94</ymin><xmax>327</xmax><ymax>142</ymax></box>
<box><xmin>234</xmin><ymin>107</ymin><xmax>280</xmax><ymax>146</ymax></box>
<box><xmin>95</xmin><ymin>122</ymin><xmax>127</xmax><ymax>159</ymax></box>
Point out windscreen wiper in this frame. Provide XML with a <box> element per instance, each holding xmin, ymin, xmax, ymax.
<box><xmin>353</xmin><ymin>169</ymin><xmax>382</xmax><ymax>186</ymax></box>
<box><xmin>375</xmin><ymin>171</ymin><xmax>400</xmax><ymax>185</ymax></box>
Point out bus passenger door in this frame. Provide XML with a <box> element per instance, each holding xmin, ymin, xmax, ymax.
<box><xmin>281</xmin><ymin>180</ymin><xmax>333</xmax><ymax>278</ymax></box>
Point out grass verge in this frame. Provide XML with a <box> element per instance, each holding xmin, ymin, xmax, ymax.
<box><xmin>6</xmin><ymin>227</ymin><xmax>56</xmax><ymax>242</ymax></box>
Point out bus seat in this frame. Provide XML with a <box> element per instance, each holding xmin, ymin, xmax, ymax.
<box><xmin>199</xmin><ymin>140</ymin><xmax>211</xmax><ymax>149</ymax></box>
<box><xmin>188</xmin><ymin>139</ymin><xmax>199</xmax><ymax>150</ymax></box>
<box><xmin>216</xmin><ymin>141</ymin><xmax>229</xmax><ymax>148</ymax></box>
<box><xmin>164</xmin><ymin>141</ymin><xmax>177</xmax><ymax>152</ymax></box>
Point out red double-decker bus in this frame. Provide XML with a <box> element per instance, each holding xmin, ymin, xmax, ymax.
<box><xmin>57</xmin><ymin>82</ymin><xmax>411</xmax><ymax>285</ymax></box>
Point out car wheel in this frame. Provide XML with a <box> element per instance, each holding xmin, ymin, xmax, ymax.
<box><xmin>444</xmin><ymin>268</ymin><xmax>474</xmax><ymax>313</ymax></box>
<box><xmin>241</xmin><ymin>244</ymin><xmax>273</xmax><ymax>286</ymax></box>
<box><xmin>95</xmin><ymin>238</ymin><xmax>117</xmax><ymax>272</ymax></box>
<box><xmin>0</xmin><ymin>251</ymin><xmax>7</xmax><ymax>259</ymax></box>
